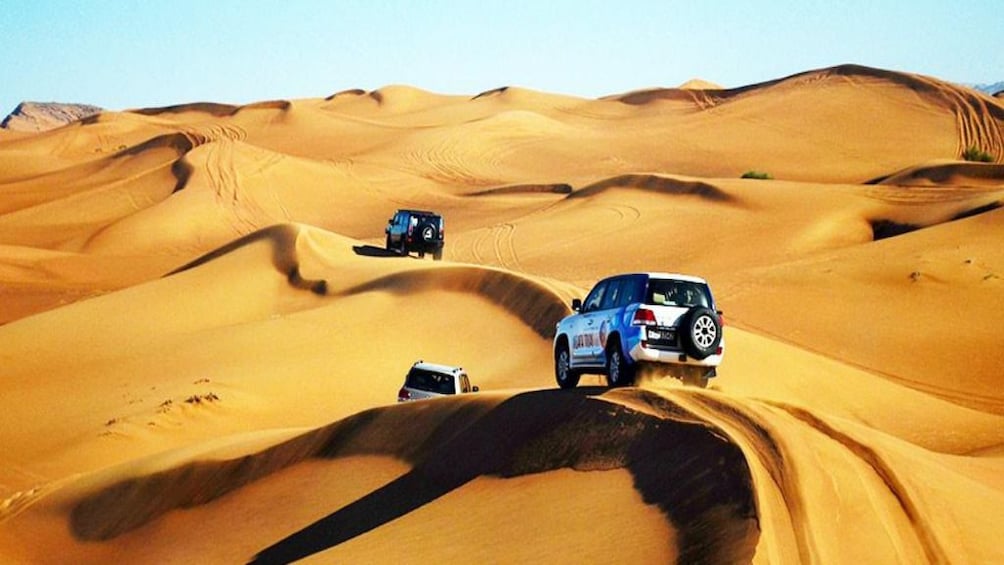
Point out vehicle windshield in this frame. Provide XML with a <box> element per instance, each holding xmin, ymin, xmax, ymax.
<box><xmin>406</xmin><ymin>369</ymin><xmax>456</xmax><ymax>394</ymax></box>
<box><xmin>646</xmin><ymin>279</ymin><xmax>711</xmax><ymax>308</ymax></box>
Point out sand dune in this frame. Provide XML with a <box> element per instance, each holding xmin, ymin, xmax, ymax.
<box><xmin>1</xmin><ymin>64</ymin><xmax>1003</xmax><ymax>563</ymax></box>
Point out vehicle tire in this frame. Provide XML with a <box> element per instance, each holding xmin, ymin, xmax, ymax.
<box><xmin>680</xmin><ymin>306</ymin><xmax>722</xmax><ymax>360</ymax></box>
<box><xmin>418</xmin><ymin>250</ymin><xmax>426</xmax><ymax>258</ymax></box>
<box><xmin>398</xmin><ymin>238</ymin><xmax>407</xmax><ymax>257</ymax></box>
<box><xmin>418</xmin><ymin>222</ymin><xmax>438</xmax><ymax>243</ymax></box>
<box><xmin>385</xmin><ymin>236</ymin><xmax>392</xmax><ymax>250</ymax></box>
<box><xmin>433</xmin><ymin>247</ymin><xmax>443</xmax><ymax>261</ymax></box>
<box><xmin>554</xmin><ymin>341</ymin><xmax>580</xmax><ymax>389</ymax></box>
<box><xmin>606</xmin><ymin>341</ymin><xmax>634</xmax><ymax>387</ymax></box>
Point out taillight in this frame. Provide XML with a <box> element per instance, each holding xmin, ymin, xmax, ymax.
<box><xmin>716</xmin><ymin>311</ymin><xmax>724</xmax><ymax>355</ymax></box>
<box><xmin>398</xmin><ymin>387</ymin><xmax>410</xmax><ymax>402</ymax></box>
<box><xmin>632</xmin><ymin>308</ymin><xmax>656</xmax><ymax>326</ymax></box>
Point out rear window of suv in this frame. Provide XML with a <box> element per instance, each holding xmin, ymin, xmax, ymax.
<box><xmin>646</xmin><ymin>279</ymin><xmax>711</xmax><ymax>308</ymax></box>
<box><xmin>406</xmin><ymin>368</ymin><xmax>457</xmax><ymax>394</ymax></box>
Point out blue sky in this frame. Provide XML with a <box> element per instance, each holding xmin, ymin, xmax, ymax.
<box><xmin>2</xmin><ymin>0</ymin><xmax>1001</xmax><ymax>115</ymax></box>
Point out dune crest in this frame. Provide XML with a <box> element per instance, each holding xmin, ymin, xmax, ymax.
<box><xmin>571</xmin><ymin>173</ymin><xmax>736</xmax><ymax>201</ymax></box>
<box><xmin>338</xmin><ymin>265</ymin><xmax>571</xmax><ymax>338</ymax></box>
<box><xmin>169</xmin><ymin>224</ymin><xmax>328</xmax><ymax>294</ymax></box>
<box><xmin>872</xmin><ymin>160</ymin><xmax>1004</xmax><ymax>187</ymax></box>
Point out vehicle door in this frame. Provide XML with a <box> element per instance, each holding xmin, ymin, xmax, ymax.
<box><xmin>569</xmin><ymin>279</ymin><xmax>609</xmax><ymax>364</ymax></box>
<box><xmin>594</xmin><ymin>277</ymin><xmax>629</xmax><ymax>365</ymax></box>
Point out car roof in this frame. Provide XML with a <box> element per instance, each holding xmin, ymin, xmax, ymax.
<box><xmin>397</xmin><ymin>209</ymin><xmax>440</xmax><ymax>217</ymax></box>
<box><xmin>411</xmin><ymin>361</ymin><xmax>464</xmax><ymax>376</ymax></box>
<box><xmin>602</xmin><ymin>272</ymin><xmax>709</xmax><ymax>284</ymax></box>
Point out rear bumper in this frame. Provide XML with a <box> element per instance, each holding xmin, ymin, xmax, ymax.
<box><xmin>629</xmin><ymin>342</ymin><xmax>723</xmax><ymax>367</ymax></box>
<box><xmin>407</xmin><ymin>239</ymin><xmax>444</xmax><ymax>252</ymax></box>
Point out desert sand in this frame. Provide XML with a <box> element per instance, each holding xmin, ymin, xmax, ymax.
<box><xmin>0</xmin><ymin>64</ymin><xmax>1003</xmax><ymax>563</ymax></box>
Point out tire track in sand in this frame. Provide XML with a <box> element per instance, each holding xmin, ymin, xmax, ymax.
<box><xmin>909</xmin><ymin>75</ymin><xmax>1004</xmax><ymax>161</ymax></box>
<box><xmin>203</xmin><ymin>139</ymin><xmax>259</xmax><ymax>234</ymax></box>
<box><xmin>467</xmin><ymin>222</ymin><xmax>523</xmax><ymax>273</ymax></box>
<box><xmin>677</xmin><ymin>392</ymin><xmax>949</xmax><ymax>564</ymax></box>
<box><xmin>769</xmin><ymin>402</ymin><xmax>950</xmax><ymax>564</ymax></box>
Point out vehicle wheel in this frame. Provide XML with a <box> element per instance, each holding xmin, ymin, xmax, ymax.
<box><xmin>606</xmin><ymin>342</ymin><xmax>634</xmax><ymax>387</ymax></box>
<box><xmin>418</xmin><ymin>250</ymin><xmax>426</xmax><ymax>258</ymax></box>
<box><xmin>385</xmin><ymin>236</ymin><xmax>392</xmax><ymax>250</ymax></box>
<box><xmin>398</xmin><ymin>238</ymin><xmax>407</xmax><ymax>257</ymax></box>
<box><xmin>680</xmin><ymin>306</ymin><xmax>722</xmax><ymax>360</ymax></box>
<box><xmin>554</xmin><ymin>342</ymin><xmax>580</xmax><ymax>389</ymax></box>
<box><xmin>433</xmin><ymin>248</ymin><xmax>443</xmax><ymax>261</ymax></box>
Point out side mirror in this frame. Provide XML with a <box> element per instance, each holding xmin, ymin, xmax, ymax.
<box><xmin>473</xmin><ymin>385</ymin><xmax>480</xmax><ymax>393</ymax></box>
<box><xmin>571</xmin><ymin>298</ymin><xmax>582</xmax><ymax>312</ymax></box>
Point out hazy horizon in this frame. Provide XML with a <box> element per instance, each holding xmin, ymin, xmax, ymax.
<box><xmin>3</xmin><ymin>0</ymin><xmax>1002</xmax><ymax>115</ymax></box>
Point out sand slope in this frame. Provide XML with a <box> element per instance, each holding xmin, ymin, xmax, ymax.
<box><xmin>1</xmin><ymin>64</ymin><xmax>1003</xmax><ymax>563</ymax></box>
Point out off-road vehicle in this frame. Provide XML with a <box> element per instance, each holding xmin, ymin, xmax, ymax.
<box><xmin>553</xmin><ymin>272</ymin><xmax>724</xmax><ymax>389</ymax></box>
<box><xmin>385</xmin><ymin>209</ymin><xmax>444</xmax><ymax>260</ymax></box>
<box><xmin>397</xmin><ymin>361</ymin><xmax>478</xmax><ymax>402</ymax></box>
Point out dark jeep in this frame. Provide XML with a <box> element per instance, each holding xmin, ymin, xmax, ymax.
<box><xmin>385</xmin><ymin>209</ymin><xmax>445</xmax><ymax>260</ymax></box>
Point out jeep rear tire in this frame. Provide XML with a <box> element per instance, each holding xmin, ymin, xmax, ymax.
<box><xmin>680</xmin><ymin>306</ymin><xmax>722</xmax><ymax>360</ymax></box>
<box><xmin>555</xmin><ymin>342</ymin><xmax>580</xmax><ymax>389</ymax></box>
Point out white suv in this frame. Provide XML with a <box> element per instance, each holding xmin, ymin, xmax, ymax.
<box><xmin>397</xmin><ymin>361</ymin><xmax>479</xmax><ymax>402</ymax></box>
<box><xmin>553</xmin><ymin>273</ymin><xmax>724</xmax><ymax>388</ymax></box>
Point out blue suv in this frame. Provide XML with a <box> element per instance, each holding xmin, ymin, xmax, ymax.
<box><xmin>553</xmin><ymin>272</ymin><xmax>724</xmax><ymax>388</ymax></box>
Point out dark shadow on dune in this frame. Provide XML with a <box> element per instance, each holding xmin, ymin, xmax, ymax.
<box><xmin>867</xmin><ymin>162</ymin><xmax>1004</xmax><ymax>186</ymax></box>
<box><xmin>117</xmin><ymin>132</ymin><xmax>196</xmax><ymax>158</ymax></box>
<box><xmin>570</xmin><ymin>173</ymin><xmax>735</xmax><ymax>203</ymax></box>
<box><xmin>165</xmin><ymin>224</ymin><xmax>327</xmax><ymax>295</ymax></box>
<box><xmin>871</xmin><ymin>200</ymin><xmax>1002</xmax><ymax>240</ymax></box>
<box><xmin>236</xmin><ymin>100</ymin><xmax>292</xmax><ymax>113</ymax></box>
<box><xmin>469</xmin><ymin>183</ymin><xmax>573</xmax><ymax>196</ymax></box>
<box><xmin>109</xmin><ymin>133</ymin><xmax>199</xmax><ymax>194</ymax></box>
<box><xmin>339</xmin><ymin>267</ymin><xmax>570</xmax><ymax>338</ymax></box>
<box><xmin>471</xmin><ymin>86</ymin><xmax>510</xmax><ymax>100</ymax></box>
<box><xmin>250</xmin><ymin>389</ymin><xmax>757</xmax><ymax>564</ymax></box>
<box><xmin>952</xmin><ymin>201</ymin><xmax>1002</xmax><ymax>221</ymax></box>
<box><xmin>351</xmin><ymin>245</ymin><xmax>402</xmax><ymax>258</ymax></box>
<box><xmin>325</xmin><ymin>88</ymin><xmax>367</xmax><ymax>101</ymax></box>
<box><xmin>170</xmin><ymin>158</ymin><xmax>193</xmax><ymax>193</ymax></box>
<box><xmin>870</xmin><ymin>219</ymin><xmax>920</xmax><ymax>240</ymax></box>
<box><xmin>129</xmin><ymin>102</ymin><xmax>240</xmax><ymax>117</ymax></box>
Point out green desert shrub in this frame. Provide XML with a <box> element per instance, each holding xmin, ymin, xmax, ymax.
<box><xmin>962</xmin><ymin>146</ymin><xmax>994</xmax><ymax>162</ymax></box>
<box><xmin>741</xmin><ymin>170</ymin><xmax>772</xmax><ymax>180</ymax></box>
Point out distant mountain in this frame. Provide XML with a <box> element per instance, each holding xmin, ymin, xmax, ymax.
<box><xmin>1</xmin><ymin>102</ymin><xmax>102</xmax><ymax>132</ymax></box>
<box><xmin>972</xmin><ymin>81</ymin><xmax>1004</xmax><ymax>97</ymax></box>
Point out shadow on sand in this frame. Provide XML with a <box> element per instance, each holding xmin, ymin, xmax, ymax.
<box><xmin>248</xmin><ymin>388</ymin><xmax>757</xmax><ymax>564</ymax></box>
<box><xmin>351</xmin><ymin>245</ymin><xmax>402</xmax><ymax>258</ymax></box>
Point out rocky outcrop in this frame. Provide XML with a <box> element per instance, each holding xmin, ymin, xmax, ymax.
<box><xmin>1</xmin><ymin>102</ymin><xmax>102</xmax><ymax>132</ymax></box>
